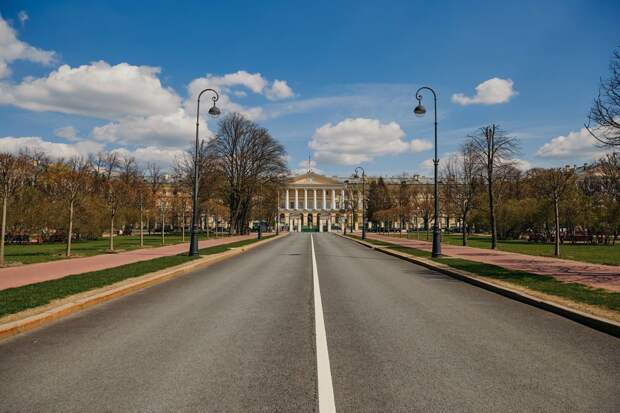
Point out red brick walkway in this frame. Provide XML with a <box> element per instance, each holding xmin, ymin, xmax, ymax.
<box><xmin>0</xmin><ymin>235</ymin><xmax>253</xmax><ymax>291</ymax></box>
<box><xmin>366</xmin><ymin>233</ymin><xmax>620</xmax><ymax>292</ymax></box>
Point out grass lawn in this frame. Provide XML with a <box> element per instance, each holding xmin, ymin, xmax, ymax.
<box><xmin>2</xmin><ymin>233</ymin><xmax>233</xmax><ymax>266</ymax></box>
<box><xmin>384</xmin><ymin>231</ymin><xmax>620</xmax><ymax>266</ymax></box>
<box><xmin>0</xmin><ymin>236</ymin><xmax>269</xmax><ymax>318</ymax></box>
<box><xmin>347</xmin><ymin>235</ymin><xmax>620</xmax><ymax>313</ymax></box>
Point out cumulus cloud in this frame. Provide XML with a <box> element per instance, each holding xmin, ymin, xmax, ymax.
<box><xmin>536</xmin><ymin>127</ymin><xmax>611</xmax><ymax>160</ymax></box>
<box><xmin>5</xmin><ymin>61</ymin><xmax>181</xmax><ymax>119</ymax></box>
<box><xmin>53</xmin><ymin>126</ymin><xmax>79</xmax><ymax>141</ymax></box>
<box><xmin>452</xmin><ymin>77</ymin><xmax>517</xmax><ymax>105</ymax></box>
<box><xmin>410</xmin><ymin>138</ymin><xmax>433</xmax><ymax>153</ymax></box>
<box><xmin>0</xmin><ymin>14</ymin><xmax>55</xmax><ymax>79</ymax></box>
<box><xmin>513</xmin><ymin>158</ymin><xmax>532</xmax><ymax>171</ymax></box>
<box><xmin>186</xmin><ymin>70</ymin><xmax>294</xmax><ymax>120</ymax></box>
<box><xmin>266</xmin><ymin>79</ymin><xmax>294</xmax><ymax>100</ymax></box>
<box><xmin>111</xmin><ymin>145</ymin><xmax>186</xmax><ymax>168</ymax></box>
<box><xmin>0</xmin><ymin>136</ymin><xmax>103</xmax><ymax>158</ymax></box>
<box><xmin>91</xmin><ymin>109</ymin><xmax>201</xmax><ymax>147</ymax></box>
<box><xmin>309</xmin><ymin>117</ymin><xmax>409</xmax><ymax>165</ymax></box>
<box><xmin>292</xmin><ymin>159</ymin><xmax>324</xmax><ymax>176</ymax></box>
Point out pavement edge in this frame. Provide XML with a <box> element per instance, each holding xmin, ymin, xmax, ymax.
<box><xmin>0</xmin><ymin>233</ymin><xmax>289</xmax><ymax>341</ymax></box>
<box><xmin>338</xmin><ymin>233</ymin><xmax>620</xmax><ymax>338</ymax></box>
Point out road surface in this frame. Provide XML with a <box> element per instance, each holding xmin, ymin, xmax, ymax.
<box><xmin>1</xmin><ymin>233</ymin><xmax>618</xmax><ymax>412</ymax></box>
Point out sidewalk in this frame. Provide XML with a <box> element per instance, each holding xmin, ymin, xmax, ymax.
<box><xmin>366</xmin><ymin>233</ymin><xmax>620</xmax><ymax>292</ymax></box>
<box><xmin>0</xmin><ymin>235</ymin><xmax>253</xmax><ymax>291</ymax></box>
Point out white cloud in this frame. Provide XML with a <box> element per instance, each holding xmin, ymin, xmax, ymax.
<box><xmin>410</xmin><ymin>138</ymin><xmax>433</xmax><ymax>153</ymax></box>
<box><xmin>452</xmin><ymin>77</ymin><xmax>517</xmax><ymax>105</ymax></box>
<box><xmin>536</xmin><ymin>127</ymin><xmax>611</xmax><ymax>160</ymax></box>
<box><xmin>292</xmin><ymin>159</ymin><xmax>324</xmax><ymax>176</ymax></box>
<box><xmin>309</xmin><ymin>117</ymin><xmax>409</xmax><ymax>165</ymax></box>
<box><xmin>0</xmin><ymin>14</ymin><xmax>55</xmax><ymax>79</ymax></box>
<box><xmin>5</xmin><ymin>61</ymin><xmax>181</xmax><ymax>119</ymax></box>
<box><xmin>513</xmin><ymin>158</ymin><xmax>532</xmax><ymax>171</ymax></box>
<box><xmin>0</xmin><ymin>136</ymin><xmax>102</xmax><ymax>158</ymax></box>
<box><xmin>111</xmin><ymin>145</ymin><xmax>186</xmax><ymax>168</ymax></box>
<box><xmin>91</xmin><ymin>109</ymin><xmax>202</xmax><ymax>147</ymax></box>
<box><xmin>53</xmin><ymin>126</ymin><xmax>78</xmax><ymax>141</ymax></box>
<box><xmin>17</xmin><ymin>11</ymin><xmax>29</xmax><ymax>25</ymax></box>
<box><xmin>266</xmin><ymin>79</ymin><xmax>294</xmax><ymax>100</ymax></box>
<box><xmin>186</xmin><ymin>70</ymin><xmax>294</xmax><ymax>120</ymax></box>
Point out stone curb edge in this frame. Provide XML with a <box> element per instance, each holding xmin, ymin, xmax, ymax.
<box><xmin>338</xmin><ymin>234</ymin><xmax>620</xmax><ymax>338</ymax></box>
<box><xmin>0</xmin><ymin>233</ymin><xmax>289</xmax><ymax>341</ymax></box>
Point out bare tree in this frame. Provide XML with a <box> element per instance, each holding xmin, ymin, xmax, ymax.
<box><xmin>0</xmin><ymin>153</ymin><xmax>29</xmax><ymax>265</ymax></box>
<box><xmin>444</xmin><ymin>145</ymin><xmax>478</xmax><ymax>246</ymax></box>
<box><xmin>207</xmin><ymin>113</ymin><xmax>288</xmax><ymax>234</ymax></box>
<box><xmin>531</xmin><ymin>167</ymin><xmax>576</xmax><ymax>256</ymax></box>
<box><xmin>586</xmin><ymin>48</ymin><xmax>620</xmax><ymax>146</ymax></box>
<box><xmin>467</xmin><ymin>124</ymin><xmax>519</xmax><ymax>249</ymax></box>
<box><xmin>44</xmin><ymin>157</ymin><xmax>93</xmax><ymax>256</ymax></box>
<box><xmin>94</xmin><ymin>152</ymin><xmax>124</xmax><ymax>251</ymax></box>
<box><xmin>146</xmin><ymin>162</ymin><xmax>163</xmax><ymax>242</ymax></box>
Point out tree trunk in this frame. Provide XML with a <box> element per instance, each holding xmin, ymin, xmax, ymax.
<box><xmin>66</xmin><ymin>200</ymin><xmax>74</xmax><ymax>257</ymax></box>
<box><xmin>0</xmin><ymin>195</ymin><xmax>7</xmax><ymax>266</ymax></box>
<box><xmin>488</xmin><ymin>177</ymin><xmax>497</xmax><ymax>249</ymax></box>
<box><xmin>161</xmin><ymin>207</ymin><xmax>165</xmax><ymax>245</ymax></box>
<box><xmin>462</xmin><ymin>212</ymin><xmax>468</xmax><ymax>246</ymax></box>
<box><xmin>181</xmin><ymin>210</ymin><xmax>185</xmax><ymax>242</ymax></box>
<box><xmin>140</xmin><ymin>205</ymin><xmax>144</xmax><ymax>248</ymax></box>
<box><xmin>554</xmin><ymin>197</ymin><xmax>560</xmax><ymax>257</ymax></box>
<box><xmin>109</xmin><ymin>214</ymin><xmax>115</xmax><ymax>251</ymax></box>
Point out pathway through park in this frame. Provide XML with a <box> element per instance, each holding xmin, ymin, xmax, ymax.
<box><xmin>366</xmin><ymin>233</ymin><xmax>620</xmax><ymax>292</ymax></box>
<box><xmin>0</xmin><ymin>235</ymin><xmax>253</xmax><ymax>291</ymax></box>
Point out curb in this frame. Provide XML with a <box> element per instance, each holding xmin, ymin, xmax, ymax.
<box><xmin>338</xmin><ymin>234</ymin><xmax>620</xmax><ymax>338</ymax></box>
<box><xmin>0</xmin><ymin>233</ymin><xmax>288</xmax><ymax>341</ymax></box>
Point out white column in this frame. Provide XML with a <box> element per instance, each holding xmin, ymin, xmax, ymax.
<box><xmin>304</xmin><ymin>188</ymin><xmax>308</xmax><ymax>210</ymax></box>
<box><xmin>295</xmin><ymin>189</ymin><xmax>299</xmax><ymax>210</ymax></box>
<box><xmin>331</xmin><ymin>189</ymin><xmax>336</xmax><ymax>210</ymax></box>
<box><xmin>341</xmin><ymin>189</ymin><xmax>345</xmax><ymax>208</ymax></box>
<box><xmin>313</xmin><ymin>189</ymin><xmax>317</xmax><ymax>210</ymax></box>
<box><xmin>322</xmin><ymin>189</ymin><xmax>327</xmax><ymax>209</ymax></box>
<box><xmin>298</xmin><ymin>218</ymin><xmax>302</xmax><ymax>232</ymax></box>
<box><xmin>319</xmin><ymin>217</ymin><xmax>323</xmax><ymax>232</ymax></box>
<box><xmin>327</xmin><ymin>216</ymin><xmax>332</xmax><ymax>232</ymax></box>
<box><xmin>285</xmin><ymin>189</ymin><xmax>289</xmax><ymax>210</ymax></box>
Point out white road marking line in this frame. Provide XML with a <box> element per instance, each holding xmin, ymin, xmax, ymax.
<box><xmin>311</xmin><ymin>234</ymin><xmax>337</xmax><ymax>413</ymax></box>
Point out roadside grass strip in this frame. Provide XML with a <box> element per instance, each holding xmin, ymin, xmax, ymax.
<box><xmin>0</xmin><ymin>237</ymin><xmax>269</xmax><ymax>318</ymax></box>
<box><xmin>384</xmin><ymin>232</ymin><xmax>620</xmax><ymax>266</ymax></box>
<box><xmin>347</xmin><ymin>235</ymin><xmax>620</xmax><ymax>313</ymax></box>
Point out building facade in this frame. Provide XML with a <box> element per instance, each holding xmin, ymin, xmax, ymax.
<box><xmin>277</xmin><ymin>171</ymin><xmax>455</xmax><ymax>232</ymax></box>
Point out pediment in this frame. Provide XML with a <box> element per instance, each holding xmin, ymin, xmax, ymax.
<box><xmin>289</xmin><ymin>171</ymin><xmax>341</xmax><ymax>186</ymax></box>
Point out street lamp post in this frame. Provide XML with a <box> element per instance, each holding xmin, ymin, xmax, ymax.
<box><xmin>354</xmin><ymin>166</ymin><xmax>366</xmax><ymax>240</ymax></box>
<box><xmin>189</xmin><ymin>88</ymin><xmax>220</xmax><ymax>256</ymax></box>
<box><xmin>414</xmin><ymin>86</ymin><xmax>441</xmax><ymax>257</ymax></box>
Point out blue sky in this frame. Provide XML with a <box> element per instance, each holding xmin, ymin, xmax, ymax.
<box><xmin>1</xmin><ymin>0</ymin><xmax>619</xmax><ymax>176</ymax></box>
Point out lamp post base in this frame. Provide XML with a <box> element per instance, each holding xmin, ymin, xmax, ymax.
<box><xmin>431</xmin><ymin>227</ymin><xmax>442</xmax><ymax>257</ymax></box>
<box><xmin>189</xmin><ymin>231</ymin><xmax>199</xmax><ymax>256</ymax></box>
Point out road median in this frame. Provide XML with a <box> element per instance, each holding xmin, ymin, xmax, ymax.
<box><xmin>339</xmin><ymin>233</ymin><xmax>620</xmax><ymax>338</ymax></box>
<box><xmin>0</xmin><ymin>233</ymin><xmax>287</xmax><ymax>341</ymax></box>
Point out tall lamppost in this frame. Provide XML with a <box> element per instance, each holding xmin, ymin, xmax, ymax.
<box><xmin>354</xmin><ymin>166</ymin><xmax>366</xmax><ymax>240</ymax></box>
<box><xmin>189</xmin><ymin>88</ymin><xmax>221</xmax><ymax>256</ymax></box>
<box><xmin>414</xmin><ymin>86</ymin><xmax>441</xmax><ymax>257</ymax></box>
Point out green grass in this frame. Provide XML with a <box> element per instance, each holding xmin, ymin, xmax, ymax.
<box><xmin>2</xmin><ymin>233</ymin><xmax>233</xmax><ymax>265</ymax></box>
<box><xmin>0</xmin><ymin>236</ymin><xmax>269</xmax><ymax>318</ymax></box>
<box><xmin>382</xmin><ymin>231</ymin><xmax>620</xmax><ymax>266</ymax></box>
<box><xmin>350</xmin><ymin>235</ymin><xmax>620</xmax><ymax>312</ymax></box>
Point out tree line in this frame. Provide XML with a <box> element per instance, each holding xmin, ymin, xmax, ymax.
<box><xmin>0</xmin><ymin>113</ymin><xmax>288</xmax><ymax>265</ymax></box>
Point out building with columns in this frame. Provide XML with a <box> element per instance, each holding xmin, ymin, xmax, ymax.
<box><xmin>278</xmin><ymin>172</ymin><xmax>363</xmax><ymax>232</ymax></box>
<box><xmin>278</xmin><ymin>171</ymin><xmax>459</xmax><ymax>233</ymax></box>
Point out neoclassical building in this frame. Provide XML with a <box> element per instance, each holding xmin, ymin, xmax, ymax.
<box><xmin>278</xmin><ymin>171</ymin><xmax>460</xmax><ymax>233</ymax></box>
<box><xmin>278</xmin><ymin>172</ymin><xmax>363</xmax><ymax>232</ymax></box>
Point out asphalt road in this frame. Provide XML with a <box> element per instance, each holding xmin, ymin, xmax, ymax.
<box><xmin>1</xmin><ymin>233</ymin><xmax>618</xmax><ymax>412</ymax></box>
